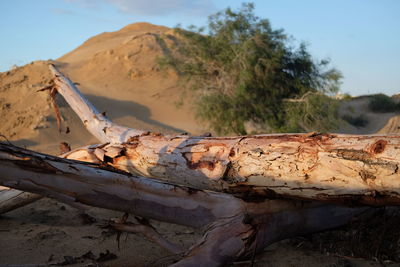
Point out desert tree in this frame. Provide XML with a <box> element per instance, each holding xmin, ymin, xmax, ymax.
<box><xmin>159</xmin><ymin>3</ymin><xmax>342</xmax><ymax>135</ymax></box>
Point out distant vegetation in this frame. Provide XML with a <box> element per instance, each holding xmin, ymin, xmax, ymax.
<box><xmin>159</xmin><ymin>3</ymin><xmax>342</xmax><ymax>135</ymax></box>
<box><xmin>340</xmin><ymin>94</ymin><xmax>399</xmax><ymax>129</ymax></box>
<box><xmin>341</xmin><ymin>114</ymin><xmax>369</xmax><ymax>128</ymax></box>
<box><xmin>368</xmin><ymin>94</ymin><xmax>400</xmax><ymax>113</ymax></box>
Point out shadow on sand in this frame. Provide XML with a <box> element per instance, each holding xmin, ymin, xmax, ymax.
<box><xmin>57</xmin><ymin>93</ymin><xmax>186</xmax><ymax>134</ymax></box>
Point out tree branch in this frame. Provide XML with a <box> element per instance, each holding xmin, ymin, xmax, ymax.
<box><xmin>0</xmin><ymin>142</ymin><xmax>368</xmax><ymax>265</ymax></box>
<box><xmin>0</xmin><ymin>187</ymin><xmax>41</xmax><ymax>214</ymax></box>
<box><xmin>46</xmin><ymin>65</ymin><xmax>400</xmax><ymax>206</ymax></box>
<box><xmin>49</xmin><ymin>64</ymin><xmax>147</xmax><ymax>143</ymax></box>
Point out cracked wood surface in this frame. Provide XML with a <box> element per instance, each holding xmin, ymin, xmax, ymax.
<box><xmin>0</xmin><ymin>142</ymin><xmax>367</xmax><ymax>266</ymax></box>
<box><xmin>63</xmin><ymin>133</ymin><xmax>400</xmax><ymax>205</ymax></box>
<box><xmin>48</xmin><ymin>64</ymin><xmax>400</xmax><ymax>205</ymax></box>
<box><xmin>0</xmin><ymin>142</ymin><xmax>244</xmax><ymax>228</ymax></box>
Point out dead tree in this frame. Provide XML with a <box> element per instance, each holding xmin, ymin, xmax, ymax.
<box><xmin>0</xmin><ymin>142</ymin><xmax>367</xmax><ymax>266</ymax></box>
<box><xmin>48</xmin><ymin>64</ymin><xmax>400</xmax><ymax>205</ymax></box>
<box><xmin>0</xmin><ymin>64</ymin><xmax>398</xmax><ymax>265</ymax></box>
<box><xmin>0</xmin><ymin>186</ymin><xmax>41</xmax><ymax>214</ymax></box>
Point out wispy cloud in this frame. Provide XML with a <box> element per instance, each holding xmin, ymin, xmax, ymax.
<box><xmin>52</xmin><ymin>8</ymin><xmax>76</xmax><ymax>15</ymax></box>
<box><xmin>64</xmin><ymin>0</ymin><xmax>99</xmax><ymax>9</ymax></box>
<box><xmin>65</xmin><ymin>0</ymin><xmax>215</xmax><ymax>16</ymax></box>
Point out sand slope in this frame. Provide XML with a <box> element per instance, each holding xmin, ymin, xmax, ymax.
<box><xmin>377</xmin><ymin>115</ymin><xmax>400</xmax><ymax>134</ymax></box>
<box><xmin>57</xmin><ymin>22</ymin><xmax>204</xmax><ymax>137</ymax></box>
<box><xmin>338</xmin><ymin>96</ymin><xmax>399</xmax><ymax>135</ymax></box>
<box><xmin>0</xmin><ymin>23</ymin><xmax>205</xmax><ymax>155</ymax></box>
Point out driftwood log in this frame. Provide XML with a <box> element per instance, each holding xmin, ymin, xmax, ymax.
<box><xmin>0</xmin><ymin>64</ymin><xmax>398</xmax><ymax>265</ymax></box>
<box><xmin>47</xmin><ymin>64</ymin><xmax>400</xmax><ymax>205</ymax></box>
<box><xmin>0</xmin><ymin>186</ymin><xmax>41</xmax><ymax>214</ymax></box>
<box><xmin>0</xmin><ymin>142</ymin><xmax>368</xmax><ymax>266</ymax></box>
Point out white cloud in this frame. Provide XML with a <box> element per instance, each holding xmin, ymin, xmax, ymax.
<box><xmin>66</xmin><ymin>0</ymin><xmax>215</xmax><ymax>16</ymax></box>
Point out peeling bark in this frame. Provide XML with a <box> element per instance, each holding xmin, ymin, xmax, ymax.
<box><xmin>0</xmin><ymin>142</ymin><xmax>368</xmax><ymax>266</ymax></box>
<box><xmin>48</xmin><ymin>64</ymin><xmax>400</xmax><ymax>206</ymax></box>
<box><xmin>61</xmin><ymin>134</ymin><xmax>400</xmax><ymax>206</ymax></box>
<box><xmin>0</xmin><ymin>64</ymin><xmax>397</xmax><ymax>265</ymax></box>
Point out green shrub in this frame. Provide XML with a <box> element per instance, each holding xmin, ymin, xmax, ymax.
<box><xmin>368</xmin><ymin>94</ymin><xmax>399</xmax><ymax>113</ymax></box>
<box><xmin>282</xmin><ymin>93</ymin><xmax>341</xmax><ymax>132</ymax></box>
<box><xmin>160</xmin><ymin>3</ymin><xmax>342</xmax><ymax>134</ymax></box>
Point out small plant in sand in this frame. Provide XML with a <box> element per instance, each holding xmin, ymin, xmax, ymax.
<box><xmin>159</xmin><ymin>3</ymin><xmax>342</xmax><ymax>135</ymax></box>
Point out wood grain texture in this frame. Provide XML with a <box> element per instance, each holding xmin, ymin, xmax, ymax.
<box><xmin>0</xmin><ymin>142</ymin><xmax>367</xmax><ymax>266</ymax></box>
<box><xmin>50</xmin><ymin>64</ymin><xmax>400</xmax><ymax>205</ymax></box>
<box><xmin>61</xmin><ymin>133</ymin><xmax>400</xmax><ymax>205</ymax></box>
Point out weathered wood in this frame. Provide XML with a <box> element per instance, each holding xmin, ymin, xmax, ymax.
<box><xmin>49</xmin><ymin>64</ymin><xmax>147</xmax><ymax>143</ymax></box>
<box><xmin>173</xmin><ymin>204</ymin><xmax>367</xmax><ymax>266</ymax></box>
<box><xmin>0</xmin><ymin>147</ymin><xmax>89</xmax><ymax>214</ymax></box>
<box><xmin>0</xmin><ymin>142</ymin><xmax>244</xmax><ymax>228</ymax></box>
<box><xmin>49</xmin><ymin>64</ymin><xmax>400</xmax><ymax>206</ymax></box>
<box><xmin>0</xmin><ymin>187</ymin><xmax>41</xmax><ymax>214</ymax></box>
<box><xmin>62</xmin><ymin>133</ymin><xmax>400</xmax><ymax>206</ymax></box>
<box><xmin>0</xmin><ymin>62</ymin><xmax>391</xmax><ymax>266</ymax></box>
<box><xmin>0</xmin><ymin>142</ymin><xmax>367</xmax><ymax>266</ymax></box>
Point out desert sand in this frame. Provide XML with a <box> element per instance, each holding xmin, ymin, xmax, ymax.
<box><xmin>0</xmin><ymin>23</ymin><xmax>399</xmax><ymax>266</ymax></box>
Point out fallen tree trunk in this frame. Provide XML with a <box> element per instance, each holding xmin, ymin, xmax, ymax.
<box><xmin>4</xmin><ymin>64</ymin><xmax>398</xmax><ymax>212</ymax></box>
<box><xmin>48</xmin><ymin>64</ymin><xmax>400</xmax><ymax>205</ymax></box>
<box><xmin>0</xmin><ymin>64</ymin><xmax>394</xmax><ymax>265</ymax></box>
<box><xmin>0</xmin><ymin>142</ymin><xmax>368</xmax><ymax>266</ymax></box>
<box><xmin>0</xmin><ymin>147</ymin><xmax>87</xmax><ymax>214</ymax></box>
<box><xmin>0</xmin><ymin>186</ymin><xmax>41</xmax><ymax>214</ymax></box>
<box><xmin>63</xmin><ymin>133</ymin><xmax>399</xmax><ymax>205</ymax></box>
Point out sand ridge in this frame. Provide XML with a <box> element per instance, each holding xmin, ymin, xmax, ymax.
<box><xmin>0</xmin><ymin>23</ymin><xmax>206</xmax><ymax>155</ymax></box>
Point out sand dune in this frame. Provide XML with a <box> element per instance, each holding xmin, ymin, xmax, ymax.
<box><xmin>57</xmin><ymin>22</ymin><xmax>203</xmax><ymax>138</ymax></box>
<box><xmin>337</xmin><ymin>96</ymin><xmax>399</xmax><ymax>135</ymax></box>
<box><xmin>0</xmin><ymin>23</ymin><xmax>208</xmax><ymax>155</ymax></box>
<box><xmin>377</xmin><ymin>115</ymin><xmax>400</xmax><ymax>134</ymax></box>
<box><xmin>1</xmin><ymin>22</ymin><xmax>398</xmax><ymax>156</ymax></box>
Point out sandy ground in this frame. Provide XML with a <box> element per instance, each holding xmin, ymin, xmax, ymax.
<box><xmin>1</xmin><ymin>23</ymin><xmax>399</xmax><ymax>266</ymax></box>
<box><xmin>337</xmin><ymin>96</ymin><xmax>400</xmax><ymax>135</ymax></box>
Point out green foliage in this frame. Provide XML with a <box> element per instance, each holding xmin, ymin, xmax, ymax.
<box><xmin>283</xmin><ymin>93</ymin><xmax>341</xmax><ymax>132</ymax></box>
<box><xmin>160</xmin><ymin>3</ymin><xmax>342</xmax><ymax>134</ymax></box>
<box><xmin>368</xmin><ymin>94</ymin><xmax>399</xmax><ymax>113</ymax></box>
<box><xmin>341</xmin><ymin>114</ymin><xmax>369</xmax><ymax>128</ymax></box>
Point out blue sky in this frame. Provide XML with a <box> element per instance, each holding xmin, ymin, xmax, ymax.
<box><xmin>0</xmin><ymin>0</ymin><xmax>399</xmax><ymax>96</ymax></box>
